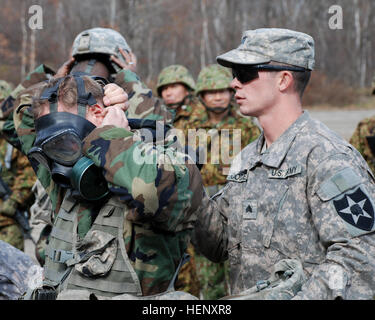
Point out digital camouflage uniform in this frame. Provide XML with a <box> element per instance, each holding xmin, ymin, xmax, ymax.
<box><xmin>194</xmin><ymin>28</ymin><xmax>375</xmax><ymax>300</ymax></box>
<box><xmin>156</xmin><ymin>65</ymin><xmax>202</xmax><ymax>298</ymax></box>
<box><xmin>187</xmin><ymin>65</ymin><xmax>260</xmax><ymax>299</ymax></box>
<box><xmin>195</xmin><ymin>111</ymin><xmax>375</xmax><ymax>299</ymax></box>
<box><xmin>13</xmin><ymin>75</ymin><xmax>203</xmax><ymax>298</ymax></box>
<box><xmin>0</xmin><ymin>81</ymin><xmax>36</xmax><ymax>251</ymax></box>
<box><xmin>349</xmin><ymin>117</ymin><xmax>375</xmax><ymax>174</ymax></box>
<box><xmin>0</xmin><ymin>240</ymin><xmax>39</xmax><ymax>299</ymax></box>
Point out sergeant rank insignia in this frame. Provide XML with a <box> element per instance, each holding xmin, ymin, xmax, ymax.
<box><xmin>333</xmin><ymin>186</ymin><xmax>375</xmax><ymax>235</ymax></box>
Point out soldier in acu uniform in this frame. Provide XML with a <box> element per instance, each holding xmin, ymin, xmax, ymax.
<box><xmin>0</xmin><ymin>240</ymin><xmax>40</xmax><ymax>300</ymax></box>
<box><xmin>194</xmin><ymin>28</ymin><xmax>375</xmax><ymax>299</ymax></box>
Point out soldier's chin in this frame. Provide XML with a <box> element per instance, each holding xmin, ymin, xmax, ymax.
<box><xmin>239</xmin><ymin>105</ymin><xmax>255</xmax><ymax>117</ymax></box>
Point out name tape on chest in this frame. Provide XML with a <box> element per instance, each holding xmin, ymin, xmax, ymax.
<box><xmin>227</xmin><ymin>169</ymin><xmax>248</xmax><ymax>182</ymax></box>
<box><xmin>268</xmin><ymin>165</ymin><xmax>302</xmax><ymax>179</ymax></box>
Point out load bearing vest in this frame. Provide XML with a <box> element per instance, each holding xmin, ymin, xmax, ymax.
<box><xmin>43</xmin><ymin>190</ymin><xmax>142</xmax><ymax>298</ymax></box>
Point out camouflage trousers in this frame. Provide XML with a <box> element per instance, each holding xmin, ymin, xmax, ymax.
<box><xmin>0</xmin><ymin>224</ymin><xmax>24</xmax><ymax>251</ymax></box>
<box><xmin>174</xmin><ymin>244</ymin><xmax>201</xmax><ymax>297</ymax></box>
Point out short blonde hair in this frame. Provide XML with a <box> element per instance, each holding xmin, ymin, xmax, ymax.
<box><xmin>33</xmin><ymin>75</ymin><xmax>104</xmax><ymax>118</ymax></box>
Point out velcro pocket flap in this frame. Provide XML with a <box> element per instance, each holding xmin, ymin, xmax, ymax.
<box><xmin>316</xmin><ymin>167</ymin><xmax>362</xmax><ymax>201</ymax></box>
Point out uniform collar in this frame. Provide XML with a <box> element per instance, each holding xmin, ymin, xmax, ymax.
<box><xmin>254</xmin><ymin>110</ymin><xmax>310</xmax><ymax>169</ymax></box>
<box><xmin>174</xmin><ymin>104</ymin><xmax>192</xmax><ymax>121</ymax></box>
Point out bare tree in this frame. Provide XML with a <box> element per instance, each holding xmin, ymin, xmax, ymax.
<box><xmin>20</xmin><ymin>1</ymin><xmax>28</xmax><ymax>79</ymax></box>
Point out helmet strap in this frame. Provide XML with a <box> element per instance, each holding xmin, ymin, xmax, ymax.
<box><xmin>84</xmin><ymin>59</ymin><xmax>97</xmax><ymax>74</ymax></box>
<box><xmin>166</xmin><ymin>93</ymin><xmax>192</xmax><ymax>111</ymax></box>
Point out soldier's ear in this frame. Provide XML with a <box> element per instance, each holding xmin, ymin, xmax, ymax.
<box><xmin>278</xmin><ymin>71</ymin><xmax>294</xmax><ymax>93</ymax></box>
<box><xmin>87</xmin><ymin>103</ymin><xmax>105</xmax><ymax>126</ymax></box>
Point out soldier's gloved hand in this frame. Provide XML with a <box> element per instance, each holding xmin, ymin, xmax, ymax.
<box><xmin>0</xmin><ymin>198</ymin><xmax>18</xmax><ymax>217</ymax></box>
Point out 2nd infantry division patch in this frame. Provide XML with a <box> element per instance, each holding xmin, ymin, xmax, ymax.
<box><xmin>333</xmin><ymin>186</ymin><xmax>375</xmax><ymax>236</ymax></box>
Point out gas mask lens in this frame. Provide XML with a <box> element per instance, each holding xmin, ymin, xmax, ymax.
<box><xmin>42</xmin><ymin>131</ymin><xmax>82</xmax><ymax>166</ymax></box>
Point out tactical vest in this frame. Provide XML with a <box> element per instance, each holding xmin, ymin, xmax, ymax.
<box><xmin>43</xmin><ymin>191</ymin><xmax>142</xmax><ymax>298</ymax></box>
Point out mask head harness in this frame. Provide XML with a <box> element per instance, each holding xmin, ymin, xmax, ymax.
<box><xmin>28</xmin><ymin>74</ymin><xmax>110</xmax><ymax>201</ymax></box>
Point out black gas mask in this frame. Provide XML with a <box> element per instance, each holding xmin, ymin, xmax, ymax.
<box><xmin>28</xmin><ymin>75</ymin><xmax>109</xmax><ymax>201</ymax></box>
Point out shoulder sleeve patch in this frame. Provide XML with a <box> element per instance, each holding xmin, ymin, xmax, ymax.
<box><xmin>317</xmin><ymin>167</ymin><xmax>362</xmax><ymax>201</ymax></box>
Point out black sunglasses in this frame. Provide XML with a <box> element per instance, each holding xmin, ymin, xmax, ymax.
<box><xmin>232</xmin><ymin>64</ymin><xmax>306</xmax><ymax>84</ymax></box>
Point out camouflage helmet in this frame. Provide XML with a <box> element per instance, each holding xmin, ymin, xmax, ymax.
<box><xmin>0</xmin><ymin>80</ymin><xmax>13</xmax><ymax>101</ymax></box>
<box><xmin>71</xmin><ymin>27</ymin><xmax>131</xmax><ymax>73</ymax></box>
<box><xmin>156</xmin><ymin>65</ymin><xmax>195</xmax><ymax>97</ymax></box>
<box><xmin>195</xmin><ymin>64</ymin><xmax>233</xmax><ymax>96</ymax></box>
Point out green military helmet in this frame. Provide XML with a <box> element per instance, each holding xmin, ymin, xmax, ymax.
<box><xmin>156</xmin><ymin>65</ymin><xmax>195</xmax><ymax>97</ymax></box>
<box><xmin>195</xmin><ymin>64</ymin><xmax>233</xmax><ymax>96</ymax></box>
<box><xmin>71</xmin><ymin>27</ymin><xmax>132</xmax><ymax>74</ymax></box>
<box><xmin>0</xmin><ymin>80</ymin><xmax>13</xmax><ymax>101</ymax></box>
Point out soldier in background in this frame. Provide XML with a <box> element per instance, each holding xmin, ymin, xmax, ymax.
<box><xmin>156</xmin><ymin>65</ymin><xmax>202</xmax><ymax>129</ymax></box>
<box><xmin>154</xmin><ymin>65</ymin><xmax>202</xmax><ymax>297</ymax></box>
<box><xmin>185</xmin><ymin>65</ymin><xmax>260</xmax><ymax>299</ymax></box>
<box><xmin>189</xmin><ymin>64</ymin><xmax>260</xmax><ymax>196</ymax></box>
<box><xmin>0</xmin><ymin>80</ymin><xmax>36</xmax><ymax>251</ymax></box>
<box><xmin>350</xmin><ymin>117</ymin><xmax>375</xmax><ymax>174</ymax></box>
<box><xmin>349</xmin><ymin>74</ymin><xmax>375</xmax><ymax>173</ymax></box>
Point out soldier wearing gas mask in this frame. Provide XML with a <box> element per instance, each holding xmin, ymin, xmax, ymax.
<box><xmin>18</xmin><ymin>74</ymin><xmax>202</xmax><ymax>299</ymax></box>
